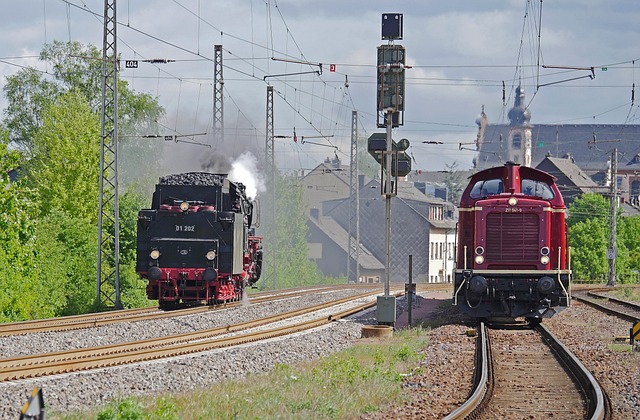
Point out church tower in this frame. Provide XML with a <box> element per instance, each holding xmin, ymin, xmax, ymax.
<box><xmin>506</xmin><ymin>83</ymin><xmax>532</xmax><ymax>166</ymax></box>
<box><xmin>472</xmin><ymin>105</ymin><xmax>488</xmax><ymax>169</ymax></box>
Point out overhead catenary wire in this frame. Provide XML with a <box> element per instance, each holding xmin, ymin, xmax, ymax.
<box><xmin>24</xmin><ymin>0</ymin><xmax>639</xmax><ymax>173</ymax></box>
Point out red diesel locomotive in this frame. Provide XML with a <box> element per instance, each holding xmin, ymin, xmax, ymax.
<box><xmin>453</xmin><ymin>162</ymin><xmax>571</xmax><ymax>321</ymax></box>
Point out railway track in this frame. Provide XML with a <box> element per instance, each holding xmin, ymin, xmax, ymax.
<box><xmin>0</xmin><ymin>283</ymin><xmax>442</xmax><ymax>337</ymax></box>
<box><xmin>0</xmin><ymin>285</ymin><xmax>349</xmax><ymax>336</ymax></box>
<box><xmin>446</xmin><ymin>321</ymin><xmax>609</xmax><ymax>419</ymax></box>
<box><xmin>572</xmin><ymin>290</ymin><xmax>640</xmax><ymax>322</ymax></box>
<box><xmin>0</xmin><ymin>289</ymin><xmax>400</xmax><ymax>382</ymax></box>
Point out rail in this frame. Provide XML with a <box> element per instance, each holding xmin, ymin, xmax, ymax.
<box><xmin>572</xmin><ymin>291</ymin><xmax>640</xmax><ymax>323</ymax></box>
<box><xmin>446</xmin><ymin>322</ymin><xmax>609</xmax><ymax>419</ymax></box>
<box><xmin>0</xmin><ymin>286</ymin><xmax>345</xmax><ymax>336</ymax></box>
<box><xmin>0</xmin><ymin>290</ymin><xmax>403</xmax><ymax>382</ymax></box>
<box><xmin>536</xmin><ymin>323</ymin><xmax>608</xmax><ymax>420</ymax></box>
<box><xmin>443</xmin><ymin>321</ymin><xmax>488</xmax><ymax>419</ymax></box>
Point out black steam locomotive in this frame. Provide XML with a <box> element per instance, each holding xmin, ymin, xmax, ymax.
<box><xmin>136</xmin><ymin>172</ymin><xmax>262</xmax><ymax>308</ymax></box>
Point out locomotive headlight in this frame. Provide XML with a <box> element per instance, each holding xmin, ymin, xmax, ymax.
<box><xmin>508</xmin><ymin>197</ymin><xmax>518</xmax><ymax>206</ymax></box>
<box><xmin>149</xmin><ymin>249</ymin><xmax>160</xmax><ymax>260</ymax></box>
<box><xmin>206</xmin><ymin>250</ymin><xmax>216</xmax><ymax>261</ymax></box>
<box><xmin>540</xmin><ymin>255</ymin><xmax>550</xmax><ymax>265</ymax></box>
<box><xmin>540</xmin><ymin>246</ymin><xmax>550</xmax><ymax>256</ymax></box>
<box><xmin>474</xmin><ymin>255</ymin><xmax>484</xmax><ymax>264</ymax></box>
<box><xmin>180</xmin><ymin>201</ymin><xmax>190</xmax><ymax>212</ymax></box>
<box><xmin>475</xmin><ymin>246</ymin><xmax>484</xmax><ymax>255</ymax></box>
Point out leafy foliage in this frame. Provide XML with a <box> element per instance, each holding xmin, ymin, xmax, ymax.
<box><xmin>0</xmin><ymin>42</ymin><xmax>165</xmax><ymax>319</ymax></box>
<box><xmin>568</xmin><ymin>217</ymin><xmax>608</xmax><ymax>281</ymax></box>
<box><xmin>29</xmin><ymin>90</ymin><xmax>100</xmax><ymax>219</ymax></box>
<box><xmin>258</xmin><ymin>171</ymin><xmax>328</xmax><ymax>290</ymax></box>
<box><xmin>567</xmin><ymin>193</ymin><xmax>640</xmax><ymax>283</ymax></box>
<box><xmin>566</xmin><ymin>193</ymin><xmax>609</xmax><ymax>227</ymax></box>
<box><xmin>443</xmin><ymin>161</ymin><xmax>465</xmax><ymax>204</ymax></box>
<box><xmin>616</xmin><ymin>213</ymin><xmax>640</xmax><ymax>283</ymax></box>
<box><xmin>0</xmin><ymin>126</ymin><xmax>43</xmax><ymax>321</ymax></box>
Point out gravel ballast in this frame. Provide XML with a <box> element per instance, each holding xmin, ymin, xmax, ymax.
<box><xmin>1</xmin><ymin>291</ymin><xmax>638</xmax><ymax>419</ymax></box>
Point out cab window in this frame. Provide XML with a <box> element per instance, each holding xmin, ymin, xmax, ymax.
<box><xmin>521</xmin><ymin>179</ymin><xmax>554</xmax><ymax>200</ymax></box>
<box><xmin>470</xmin><ymin>178</ymin><xmax>503</xmax><ymax>198</ymax></box>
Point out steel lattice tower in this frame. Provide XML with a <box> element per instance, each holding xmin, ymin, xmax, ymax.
<box><xmin>264</xmin><ymin>85</ymin><xmax>276</xmax><ymax>289</ymax></box>
<box><xmin>347</xmin><ymin>111</ymin><xmax>360</xmax><ymax>283</ymax></box>
<box><xmin>96</xmin><ymin>0</ymin><xmax>121</xmax><ymax>309</ymax></box>
<box><xmin>213</xmin><ymin>45</ymin><xmax>224</xmax><ymax>145</ymax></box>
<box><xmin>265</xmin><ymin>86</ymin><xmax>274</xmax><ymax>176</ymax></box>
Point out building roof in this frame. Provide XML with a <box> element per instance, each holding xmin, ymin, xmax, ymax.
<box><xmin>307</xmin><ymin>213</ymin><xmax>384</xmax><ymax>270</ymax></box>
<box><xmin>536</xmin><ymin>156</ymin><xmax>608</xmax><ymax>206</ymax></box>
<box><xmin>620</xmin><ymin>202</ymin><xmax>640</xmax><ymax>217</ymax></box>
<box><xmin>363</xmin><ymin>178</ymin><xmax>449</xmax><ymax>205</ymax></box>
<box><xmin>476</xmin><ymin>124</ymin><xmax>640</xmax><ymax>171</ymax></box>
<box><xmin>301</xmin><ymin>161</ymin><xmax>351</xmax><ymax>186</ymax></box>
<box><xmin>539</xmin><ymin>156</ymin><xmax>600</xmax><ymax>188</ymax></box>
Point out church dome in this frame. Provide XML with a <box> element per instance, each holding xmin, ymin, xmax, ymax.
<box><xmin>508</xmin><ymin>84</ymin><xmax>531</xmax><ymax>126</ymax></box>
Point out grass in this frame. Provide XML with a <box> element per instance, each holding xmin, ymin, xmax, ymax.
<box><xmin>607</xmin><ymin>343</ymin><xmax>635</xmax><ymax>353</ymax></box>
<box><xmin>55</xmin><ymin>327</ymin><xmax>431</xmax><ymax>420</ymax></box>
<box><xmin>609</xmin><ymin>286</ymin><xmax>640</xmax><ymax>302</ymax></box>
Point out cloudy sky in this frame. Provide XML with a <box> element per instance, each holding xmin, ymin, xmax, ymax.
<box><xmin>1</xmin><ymin>0</ymin><xmax>639</xmax><ymax>173</ymax></box>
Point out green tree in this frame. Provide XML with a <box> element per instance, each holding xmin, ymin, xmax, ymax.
<box><xmin>618</xmin><ymin>216</ymin><xmax>640</xmax><ymax>283</ymax></box>
<box><xmin>0</xmin><ymin>126</ymin><xmax>43</xmax><ymax>321</ymax></box>
<box><xmin>259</xmin><ymin>172</ymin><xmax>327</xmax><ymax>290</ymax></box>
<box><xmin>565</xmin><ymin>193</ymin><xmax>637</xmax><ymax>283</ymax></box>
<box><xmin>1</xmin><ymin>41</ymin><xmax>166</xmax><ymax>316</ymax></box>
<box><xmin>117</xmin><ymin>190</ymin><xmax>151</xmax><ymax>308</ymax></box>
<box><xmin>3</xmin><ymin>41</ymin><xmax>165</xmax><ymax>184</ymax></box>
<box><xmin>566</xmin><ymin>193</ymin><xmax>608</xmax><ymax>227</ymax></box>
<box><xmin>568</xmin><ymin>217</ymin><xmax>608</xmax><ymax>281</ymax></box>
<box><xmin>33</xmin><ymin>210</ymin><xmax>98</xmax><ymax>315</ymax></box>
<box><xmin>443</xmin><ymin>162</ymin><xmax>465</xmax><ymax>204</ymax></box>
<box><xmin>21</xmin><ymin>91</ymin><xmax>102</xmax><ymax>314</ymax></box>
<box><xmin>29</xmin><ymin>90</ymin><xmax>100</xmax><ymax>219</ymax></box>
<box><xmin>2</xmin><ymin>68</ymin><xmax>60</xmax><ymax>153</ymax></box>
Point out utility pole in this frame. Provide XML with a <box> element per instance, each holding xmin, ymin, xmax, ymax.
<box><xmin>96</xmin><ymin>0</ymin><xmax>121</xmax><ymax>309</ymax></box>
<box><xmin>213</xmin><ymin>45</ymin><xmax>224</xmax><ymax>145</ymax></box>
<box><xmin>607</xmin><ymin>148</ymin><xmax>617</xmax><ymax>287</ymax></box>
<box><xmin>265</xmin><ymin>86</ymin><xmax>276</xmax><ymax>290</ymax></box>
<box><xmin>347</xmin><ymin>110</ymin><xmax>360</xmax><ymax>283</ymax></box>
<box><xmin>383</xmin><ymin>110</ymin><xmax>393</xmax><ymax>298</ymax></box>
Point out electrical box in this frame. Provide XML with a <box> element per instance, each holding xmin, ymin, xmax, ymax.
<box><xmin>376</xmin><ymin>295</ymin><xmax>397</xmax><ymax>324</ymax></box>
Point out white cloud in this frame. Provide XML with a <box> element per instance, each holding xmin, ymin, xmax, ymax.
<box><xmin>1</xmin><ymin>0</ymin><xmax>639</xmax><ymax>171</ymax></box>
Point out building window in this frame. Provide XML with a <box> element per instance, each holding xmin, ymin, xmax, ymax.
<box><xmin>429</xmin><ymin>206</ymin><xmax>444</xmax><ymax>221</ymax></box>
<box><xmin>512</xmin><ymin>133</ymin><xmax>521</xmax><ymax>149</ymax></box>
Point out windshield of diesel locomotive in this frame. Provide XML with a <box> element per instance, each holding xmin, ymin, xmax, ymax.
<box><xmin>521</xmin><ymin>178</ymin><xmax>554</xmax><ymax>200</ymax></box>
<box><xmin>469</xmin><ymin>178</ymin><xmax>503</xmax><ymax>198</ymax></box>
